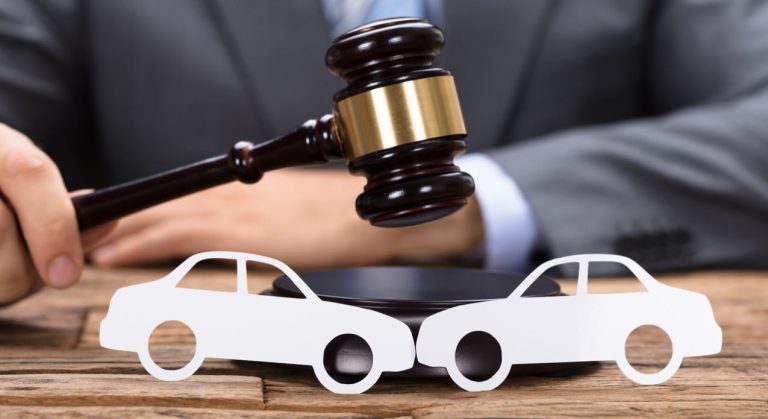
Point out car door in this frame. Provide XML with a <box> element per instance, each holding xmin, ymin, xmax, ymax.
<box><xmin>506</xmin><ymin>262</ymin><xmax>588</xmax><ymax>364</ymax></box>
<box><xmin>168</xmin><ymin>256</ymin><xmax>244</xmax><ymax>361</ymax></box>
<box><xmin>224</xmin><ymin>258</ymin><xmax>322</xmax><ymax>367</ymax></box>
<box><xmin>577</xmin><ymin>260</ymin><xmax>655</xmax><ymax>361</ymax></box>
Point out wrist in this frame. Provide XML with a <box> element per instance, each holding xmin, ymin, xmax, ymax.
<box><xmin>385</xmin><ymin>196</ymin><xmax>484</xmax><ymax>264</ymax></box>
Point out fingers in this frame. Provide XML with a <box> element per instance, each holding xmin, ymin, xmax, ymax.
<box><xmin>94</xmin><ymin>211</ymin><xmax>161</xmax><ymax>246</ymax></box>
<box><xmin>68</xmin><ymin>189</ymin><xmax>118</xmax><ymax>251</ymax></box>
<box><xmin>0</xmin><ymin>201</ymin><xmax>41</xmax><ymax>304</ymax></box>
<box><xmin>0</xmin><ymin>124</ymin><xmax>82</xmax><ymax>288</ymax></box>
<box><xmin>92</xmin><ymin>202</ymin><xmax>187</xmax><ymax>248</ymax></box>
<box><xmin>90</xmin><ymin>222</ymin><xmax>211</xmax><ymax>267</ymax></box>
<box><xmin>81</xmin><ymin>221</ymin><xmax>119</xmax><ymax>252</ymax></box>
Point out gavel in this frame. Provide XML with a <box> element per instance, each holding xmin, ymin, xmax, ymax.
<box><xmin>72</xmin><ymin>18</ymin><xmax>474</xmax><ymax>230</ymax></box>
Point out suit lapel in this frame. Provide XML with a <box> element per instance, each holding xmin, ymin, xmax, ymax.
<box><xmin>441</xmin><ymin>0</ymin><xmax>555</xmax><ymax>150</ymax></box>
<box><xmin>208</xmin><ymin>0</ymin><xmax>343</xmax><ymax>138</ymax></box>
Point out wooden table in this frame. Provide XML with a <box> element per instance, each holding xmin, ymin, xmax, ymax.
<box><xmin>0</xmin><ymin>267</ymin><xmax>765</xmax><ymax>418</ymax></box>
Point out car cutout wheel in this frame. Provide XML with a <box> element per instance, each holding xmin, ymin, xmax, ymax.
<box><xmin>312</xmin><ymin>334</ymin><xmax>382</xmax><ymax>394</ymax></box>
<box><xmin>616</xmin><ymin>325</ymin><xmax>682</xmax><ymax>385</ymax></box>
<box><xmin>446</xmin><ymin>331</ymin><xmax>512</xmax><ymax>392</ymax></box>
<box><xmin>138</xmin><ymin>321</ymin><xmax>204</xmax><ymax>381</ymax></box>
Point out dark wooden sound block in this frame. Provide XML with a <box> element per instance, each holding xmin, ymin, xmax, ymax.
<box><xmin>261</xmin><ymin>266</ymin><xmax>596</xmax><ymax>379</ymax></box>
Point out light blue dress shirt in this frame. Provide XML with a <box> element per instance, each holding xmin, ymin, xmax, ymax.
<box><xmin>322</xmin><ymin>0</ymin><xmax>538</xmax><ymax>272</ymax></box>
<box><xmin>323</xmin><ymin>0</ymin><xmax>440</xmax><ymax>38</ymax></box>
<box><xmin>455</xmin><ymin>154</ymin><xmax>537</xmax><ymax>272</ymax></box>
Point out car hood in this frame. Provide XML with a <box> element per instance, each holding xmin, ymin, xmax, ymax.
<box><xmin>107</xmin><ymin>278</ymin><xmax>172</xmax><ymax>307</ymax></box>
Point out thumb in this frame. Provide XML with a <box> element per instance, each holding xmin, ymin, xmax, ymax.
<box><xmin>69</xmin><ymin>189</ymin><xmax>119</xmax><ymax>251</ymax></box>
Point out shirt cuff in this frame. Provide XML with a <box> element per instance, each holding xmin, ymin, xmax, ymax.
<box><xmin>456</xmin><ymin>153</ymin><xmax>538</xmax><ymax>272</ymax></box>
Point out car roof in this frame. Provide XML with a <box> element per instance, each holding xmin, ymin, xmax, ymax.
<box><xmin>543</xmin><ymin>254</ymin><xmax>637</xmax><ymax>266</ymax></box>
<box><xmin>509</xmin><ymin>254</ymin><xmax>654</xmax><ymax>298</ymax></box>
<box><xmin>185</xmin><ymin>251</ymin><xmax>289</xmax><ymax>267</ymax></box>
<box><xmin>179</xmin><ymin>251</ymin><xmax>320</xmax><ymax>300</ymax></box>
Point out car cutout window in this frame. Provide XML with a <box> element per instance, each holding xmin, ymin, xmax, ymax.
<box><xmin>508</xmin><ymin>267</ymin><xmax>545</xmax><ymax>298</ymax></box>
<box><xmin>587</xmin><ymin>259</ymin><xmax>650</xmax><ymax>294</ymax></box>
<box><xmin>242</xmin><ymin>255</ymin><xmax>320</xmax><ymax>301</ymax></box>
<box><xmin>174</xmin><ymin>256</ymin><xmax>237</xmax><ymax>292</ymax></box>
<box><xmin>510</xmin><ymin>260</ymin><xmax>578</xmax><ymax>299</ymax></box>
<box><xmin>510</xmin><ymin>265</ymin><xmax>551</xmax><ymax>298</ymax></box>
<box><xmin>623</xmin><ymin>259</ymin><xmax>659</xmax><ymax>290</ymax></box>
<box><xmin>243</xmin><ymin>258</ymin><xmax>302</xmax><ymax>298</ymax></box>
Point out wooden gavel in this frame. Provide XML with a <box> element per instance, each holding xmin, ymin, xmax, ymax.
<box><xmin>72</xmin><ymin>18</ymin><xmax>475</xmax><ymax>230</ymax></box>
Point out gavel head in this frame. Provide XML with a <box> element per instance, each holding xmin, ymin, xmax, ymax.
<box><xmin>325</xmin><ymin>18</ymin><xmax>475</xmax><ymax>227</ymax></box>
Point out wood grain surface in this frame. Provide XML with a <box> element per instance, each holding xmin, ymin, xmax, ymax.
<box><xmin>0</xmin><ymin>267</ymin><xmax>765</xmax><ymax>418</ymax></box>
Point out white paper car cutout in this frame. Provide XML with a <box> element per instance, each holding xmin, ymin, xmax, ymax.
<box><xmin>416</xmin><ymin>254</ymin><xmax>722</xmax><ymax>391</ymax></box>
<box><xmin>100</xmin><ymin>251</ymin><xmax>415</xmax><ymax>394</ymax></box>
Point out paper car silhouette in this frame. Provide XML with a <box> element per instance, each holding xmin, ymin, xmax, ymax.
<box><xmin>416</xmin><ymin>254</ymin><xmax>722</xmax><ymax>391</ymax></box>
<box><xmin>100</xmin><ymin>251</ymin><xmax>415</xmax><ymax>394</ymax></box>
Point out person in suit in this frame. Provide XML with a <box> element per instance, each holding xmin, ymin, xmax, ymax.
<box><xmin>1</xmin><ymin>0</ymin><xmax>767</xmax><ymax>305</ymax></box>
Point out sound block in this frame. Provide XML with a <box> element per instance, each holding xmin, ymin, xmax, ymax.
<box><xmin>261</xmin><ymin>266</ymin><xmax>596</xmax><ymax>379</ymax></box>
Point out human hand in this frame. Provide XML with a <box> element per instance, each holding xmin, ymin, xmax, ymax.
<box><xmin>89</xmin><ymin>169</ymin><xmax>484</xmax><ymax>269</ymax></box>
<box><xmin>0</xmin><ymin>124</ymin><xmax>114</xmax><ymax>305</ymax></box>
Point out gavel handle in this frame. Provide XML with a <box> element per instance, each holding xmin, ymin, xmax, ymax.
<box><xmin>72</xmin><ymin>115</ymin><xmax>340</xmax><ymax>231</ymax></box>
<box><xmin>73</xmin><ymin>155</ymin><xmax>234</xmax><ymax>231</ymax></box>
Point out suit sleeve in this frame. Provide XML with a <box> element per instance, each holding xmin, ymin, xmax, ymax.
<box><xmin>0</xmin><ymin>0</ymin><xmax>95</xmax><ymax>188</ymax></box>
<box><xmin>487</xmin><ymin>0</ymin><xmax>768</xmax><ymax>273</ymax></box>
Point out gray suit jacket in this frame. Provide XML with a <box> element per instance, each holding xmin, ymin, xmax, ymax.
<box><xmin>1</xmin><ymin>0</ymin><xmax>767</xmax><ymax>273</ymax></box>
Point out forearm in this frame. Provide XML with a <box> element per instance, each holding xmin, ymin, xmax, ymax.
<box><xmin>488</xmin><ymin>86</ymin><xmax>768</xmax><ymax>272</ymax></box>
<box><xmin>385</xmin><ymin>194</ymin><xmax>485</xmax><ymax>265</ymax></box>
